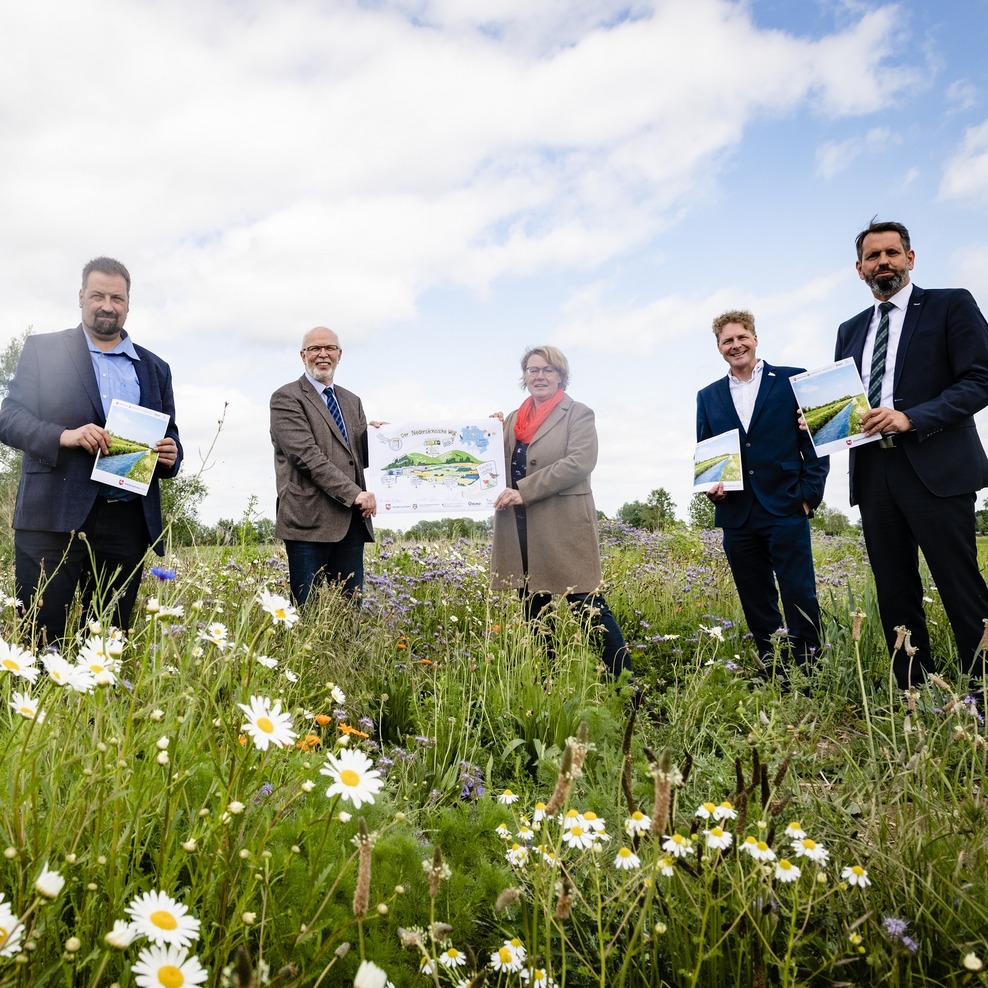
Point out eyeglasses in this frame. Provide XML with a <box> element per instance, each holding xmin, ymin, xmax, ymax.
<box><xmin>525</xmin><ymin>365</ymin><xmax>559</xmax><ymax>377</ymax></box>
<box><xmin>302</xmin><ymin>344</ymin><xmax>341</xmax><ymax>355</ymax></box>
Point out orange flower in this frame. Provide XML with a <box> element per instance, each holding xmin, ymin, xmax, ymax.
<box><xmin>419</xmin><ymin>658</ymin><xmax>433</xmax><ymax>666</ymax></box>
<box><xmin>396</xmin><ymin>641</ymin><xmax>407</xmax><ymax>650</ymax></box>
<box><xmin>296</xmin><ymin>734</ymin><xmax>322</xmax><ymax>751</ymax></box>
<box><xmin>238</xmin><ymin>734</ymin><xmax>247</xmax><ymax>746</ymax></box>
<box><xmin>490</xmin><ymin>624</ymin><xmax>501</xmax><ymax>633</ymax></box>
<box><xmin>315</xmin><ymin>714</ymin><xmax>332</xmax><ymax>726</ymax></box>
<box><xmin>338</xmin><ymin>723</ymin><xmax>370</xmax><ymax>739</ymax></box>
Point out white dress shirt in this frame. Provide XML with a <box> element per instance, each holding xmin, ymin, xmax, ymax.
<box><xmin>861</xmin><ymin>282</ymin><xmax>913</xmax><ymax>409</ymax></box>
<box><xmin>728</xmin><ymin>359</ymin><xmax>763</xmax><ymax>432</ymax></box>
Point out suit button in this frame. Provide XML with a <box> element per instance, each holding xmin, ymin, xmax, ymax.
<box><xmin>745</xmin><ymin>443</ymin><xmax>751</xmax><ymax>448</ymax></box>
<box><xmin>748</xmin><ymin>470</ymin><xmax>754</xmax><ymax>475</ymax></box>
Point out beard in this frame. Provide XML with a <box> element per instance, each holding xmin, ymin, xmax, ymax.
<box><xmin>90</xmin><ymin>315</ymin><xmax>120</xmax><ymax>338</ymax></box>
<box><xmin>865</xmin><ymin>268</ymin><xmax>907</xmax><ymax>298</ymax></box>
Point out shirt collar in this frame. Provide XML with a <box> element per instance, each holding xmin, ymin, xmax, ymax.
<box><xmin>84</xmin><ymin>328</ymin><xmax>140</xmax><ymax>360</ymax></box>
<box><xmin>305</xmin><ymin>371</ymin><xmax>335</xmax><ymax>393</ymax></box>
<box><xmin>876</xmin><ymin>281</ymin><xmax>914</xmax><ymax>314</ymax></box>
<box><xmin>727</xmin><ymin>358</ymin><xmax>763</xmax><ymax>386</ymax></box>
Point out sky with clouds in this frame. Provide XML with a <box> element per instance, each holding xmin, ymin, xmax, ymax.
<box><xmin>4</xmin><ymin>0</ymin><xmax>988</xmax><ymax>528</ymax></box>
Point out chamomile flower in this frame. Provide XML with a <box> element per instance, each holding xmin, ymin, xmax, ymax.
<box><xmin>329</xmin><ymin>684</ymin><xmax>346</xmax><ymax>704</ymax></box>
<box><xmin>438</xmin><ymin>946</ymin><xmax>466</xmax><ymax>969</ymax></box>
<box><xmin>255</xmin><ymin>654</ymin><xmax>278</xmax><ymax>669</ymax></box>
<box><xmin>0</xmin><ymin>897</ymin><xmax>23</xmax><ymax>957</ymax></box>
<box><xmin>614</xmin><ymin>847</ymin><xmax>641</xmax><ymax>870</ymax></box>
<box><xmin>841</xmin><ymin>864</ymin><xmax>871</xmax><ymax>888</ymax></box>
<box><xmin>0</xmin><ymin>640</ymin><xmax>39</xmax><ymax>683</ymax></box>
<box><xmin>704</xmin><ymin>827</ymin><xmax>732</xmax><ymax>851</ymax></box>
<box><xmin>199</xmin><ymin>623</ymin><xmax>229</xmax><ymax>649</ymax></box>
<box><xmin>775</xmin><ymin>859</ymin><xmax>801</xmax><ymax>883</ymax></box>
<box><xmin>258</xmin><ymin>590</ymin><xmax>299</xmax><ymax>628</ymax></box>
<box><xmin>76</xmin><ymin>642</ymin><xmax>120</xmax><ymax>685</ymax></box>
<box><xmin>506</xmin><ymin>843</ymin><xmax>529</xmax><ymax>866</ymax></box>
<box><xmin>320</xmin><ymin>748</ymin><xmax>383</xmax><ymax>809</ymax></box>
<box><xmin>784</xmin><ymin>822</ymin><xmax>806</xmax><ymax>840</ymax></box>
<box><xmin>624</xmin><ymin>810</ymin><xmax>651</xmax><ymax>836</ymax></box>
<box><xmin>238</xmin><ymin>696</ymin><xmax>297</xmax><ymax>751</ymax></box>
<box><xmin>43</xmin><ymin>653</ymin><xmax>95</xmax><ymax>693</ymax></box>
<box><xmin>516</xmin><ymin>824</ymin><xmax>535</xmax><ymax>842</ymax></box>
<box><xmin>661</xmin><ymin>833</ymin><xmax>695</xmax><ymax>858</ymax></box>
<box><xmin>520</xmin><ymin>967</ymin><xmax>556</xmax><ymax>985</ymax></box>
<box><xmin>560</xmin><ymin>824</ymin><xmax>596</xmax><ymax>850</ymax></box>
<box><xmin>532</xmin><ymin>802</ymin><xmax>548</xmax><ymax>826</ymax></box>
<box><xmin>105</xmin><ymin>920</ymin><xmax>139</xmax><ymax>949</ymax></box>
<box><xmin>498</xmin><ymin>789</ymin><xmax>520</xmax><ymax>804</ymax></box>
<box><xmin>714</xmin><ymin>800</ymin><xmax>737</xmax><ymax>821</ymax></box>
<box><xmin>791</xmin><ymin>838</ymin><xmax>829</xmax><ymax>864</ymax></box>
<box><xmin>491</xmin><ymin>938</ymin><xmax>526</xmax><ymax>972</ymax></box>
<box><xmin>695</xmin><ymin>801</ymin><xmax>718</xmax><ymax>819</ymax></box>
<box><xmin>582</xmin><ymin>811</ymin><xmax>607</xmax><ymax>833</ymax></box>
<box><xmin>741</xmin><ymin>839</ymin><xmax>776</xmax><ymax>863</ymax></box>
<box><xmin>354</xmin><ymin>959</ymin><xmax>390</xmax><ymax>988</ymax></box>
<box><xmin>657</xmin><ymin>857</ymin><xmax>675</xmax><ymax>877</ymax></box>
<box><xmin>131</xmin><ymin>943</ymin><xmax>208</xmax><ymax>987</ymax></box>
<box><xmin>9</xmin><ymin>691</ymin><xmax>44</xmax><ymax>723</ymax></box>
<box><xmin>495</xmin><ymin>824</ymin><xmax>511</xmax><ymax>839</ymax></box>
<box><xmin>126</xmin><ymin>890</ymin><xmax>201</xmax><ymax>947</ymax></box>
<box><xmin>34</xmin><ymin>863</ymin><xmax>65</xmax><ymax>900</ymax></box>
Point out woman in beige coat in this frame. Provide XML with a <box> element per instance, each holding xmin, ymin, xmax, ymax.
<box><xmin>491</xmin><ymin>345</ymin><xmax>630</xmax><ymax>677</ymax></box>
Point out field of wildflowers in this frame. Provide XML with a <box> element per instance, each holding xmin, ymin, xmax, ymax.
<box><xmin>0</xmin><ymin>520</ymin><xmax>986</xmax><ymax>987</ymax></box>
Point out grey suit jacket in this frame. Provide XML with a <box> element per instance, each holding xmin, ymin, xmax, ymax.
<box><xmin>269</xmin><ymin>375</ymin><xmax>373</xmax><ymax>544</ymax></box>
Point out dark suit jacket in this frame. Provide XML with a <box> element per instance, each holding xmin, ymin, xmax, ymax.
<box><xmin>696</xmin><ymin>362</ymin><xmax>829</xmax><ymax>528</ymax></box>
<box><xmin>836</xmin><ymin>286</ymin><xmax>988</xmax><ymax>504</ymax></box>
<box><xmin>0</xmin><ymin>325</ymin><xmax>182</xmax><ymax>552</ymax></box>
<box><xmin>269</xmin><ymin>375</ymin><xmax>373</xmax><ymax>544</ymax></box>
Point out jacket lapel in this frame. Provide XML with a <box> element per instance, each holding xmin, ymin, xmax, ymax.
<box><xmin>301</xmin><ymin>376</ymin><xmax>348</xmax><ymax>447</ymax></box>
<box><xmin>893</xmin><ymin>285</ymin><xmax>924</xmax><ymax>390</ymax></box>
<box><xmin>67</xmin><ymin>325</ymin><xmax>108</xmax><ymax>424</ymax></box>
<box><xmin>746</xmin><ymin>362</ymin><xmax>775</xmax><ymax>432</ymax></box>
<box><xmin>531</xmin><ymin>393</ymin><xmax>572</xmax><ymax>443</ymax></box>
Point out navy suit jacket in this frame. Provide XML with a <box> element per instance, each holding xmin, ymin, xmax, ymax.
<box><xmin>836</xmin><ymin>286</ymin><xmax>988</xmax><ymax>505</ymax></box>
<box><xmin>0</xmin><ymin>326</ymin><xmax>182</xmax><ymax>552</ymax></box>
<box><xmin>696</xmin><ymin>362</ymin><xmax>829</xmax><ymax>528</ymax></box>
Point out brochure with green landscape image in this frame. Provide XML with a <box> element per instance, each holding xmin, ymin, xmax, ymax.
<box><xmin>91</xmin><ymin>399</ymin><xmax>170</xmax><ymax>497</ymax></box>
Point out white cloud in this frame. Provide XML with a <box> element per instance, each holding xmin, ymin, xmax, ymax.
<box><xmin>815</xmin><ymin>127</ymin><xmax>896</xmax><ymax>179</ymax></box>
<box><xmin>940</xmin><ymin>119</ymin><xmax>988</xmax><ymax>204</ymax></box>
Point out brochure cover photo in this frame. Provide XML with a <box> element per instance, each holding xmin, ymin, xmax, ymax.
<box><xmin>91</xmin><ymin>399</ymin><xmax>170</xmax><ymax>496</ymax></box>
<box><xmin>789</xmin><ymin>358</ymin><xmax>880</xmax><ymax>456</ymax></box>
<box><xmin>693</xmin><ymin>429</ymin><xmax>743</xmax><ymax>492</ymax></box>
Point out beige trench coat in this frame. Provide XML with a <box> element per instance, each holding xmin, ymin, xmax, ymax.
<box><xmin>490</xmin><ymin>393</ymin><xmax>603</xmax><ymax>594</ymax></box>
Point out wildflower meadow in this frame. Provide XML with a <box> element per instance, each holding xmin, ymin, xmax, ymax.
<box><xmin>0</xmin><ymin>519</ymin><xmax>987</xmax><ymax>987</ymax></box>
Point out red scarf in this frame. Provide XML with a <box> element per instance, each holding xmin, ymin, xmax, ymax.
<box><xmin>514</xmin><ymin>389</ymin><xmax>565</xmax><ymax>444</ymax></box>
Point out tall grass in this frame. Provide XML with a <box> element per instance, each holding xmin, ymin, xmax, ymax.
<box><xmin>0</xmin><ymin>522</ymin><xmax>985</xmax><ymax>986</ymax></box>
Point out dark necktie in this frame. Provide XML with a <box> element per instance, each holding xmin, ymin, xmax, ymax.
<box><xmin>867</xmin><ymin>301</ymin><xmax>895</xmax><ymax>408</ymax></box>
<box><xmin>322</xmin><ymin>387</ymin><xmax>349</xmax><ymax>446</ymax></box>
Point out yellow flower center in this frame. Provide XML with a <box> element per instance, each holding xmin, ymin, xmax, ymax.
<box><xmin>803</xmin><ymin>839</ymin><xmax>816</xmax><ymax>849</ymax></box>
<box><xmin>2</xmin><ymin>659</ymin><xmax>18</xmax><ymax>670</ymax></box>
<box><xmin>779</xmin><ymin>860</ymin><xmax>792</xmax><ymax>870</ymax></box>
<box><xmin>851</xmin><ymin>865</ymin><xmax>864</xmax><ymax>876</ymax></box>
<box><xmin>158</xmin><ymin>965</ymin><xmax>185</xmax><ymax>987</ymax></box>
<box><xmin>757</xmin><ymin>841</ymin><xmax>770</xmax><ymax>851</ymax></box>
<box><xmin>703</xmin><ymin>802</ymin><xmax>716</xmax><ymax>813</ymax></box>
<box><xmin>150</xmin><ymin>910</ymin><xmax>179</xmax><ymax>930</ymax></box>
<box><xmin>0</xmin><ymin>926</ymin><xmax>8</xmax><ymax>945</ymax></box>
<box><xmin>340</xmin><ymin>769</ymin><xmax>360</xmax><ymax>787</ymax></box>
<box><xmin>257</xmin><ymin>717</ymin><xmax>275</xmax><ymax>734</ymax></box>
<box><xmin>570</xmin><ymin>826</ymin><xmax>584</xmax><ymax>837</ymax></box>
<box><xmin>18</xmin><ymin>706</ymin><xmax>34</xmax><ymax>717</ymax></box>
<box><xmin>498</xmin><ymin>947</ymin><xmax>512</xmax><ymax>963</ymax></box>
<box><xmin>274</xmin><ymin>608</ymin><xmax>287</xmax><ymax>619</ymax></box>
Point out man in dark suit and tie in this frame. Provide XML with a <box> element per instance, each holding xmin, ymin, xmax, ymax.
<box><xmin>0</xmin><ymin>257</ymin><xmax>182</xmax><ymax>644</ymax></box>
<box><xmin>270</xmin><ymin>326</ymin><xmax>376</xmax><ymax>606</ymax></box>
<box><xmin>697</xmin><ymin>310</ymin><xmax>829</xmax><ymax>667</ymax></box>
<box><xmin>836</xmin><ymin>220</ymin><xmax>988</xmax><ymax>686</ymax></box>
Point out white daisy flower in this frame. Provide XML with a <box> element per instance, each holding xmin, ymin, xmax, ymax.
<box><xmin>353</xmin><ymin>959</ymin><xmax>390</xmax><ymax>988</ymax></box>
<box><xmin>491</xmin><ymin>938</ymin><xmax>526</xmax><ymax>972</ymax></box>
<box><xmin>741</xmin><ymin>838</ymin><xmax>776</xmax><ymax>863</ymax></box>
<box><xmin>695</xmin><ymin>801</ymin><xmax>718</xmax><ymax>820</ymax></box>
<box><xmin>125</xmin><ymin>890</ymin><xmax>201</xmax><ymax>947</ymax></box>
<box><xmin>704</xmin><ymin>827</ymin><xmax>732</xmax><ymax>851</ymax></box>
<box><xmin>131</xmin><ymin>943</ymin><xmax>208</xmax><ymax>987</ymax></box>
<box><xmin>714</xmin><ymin>800</ymin><xmax>737</xmax><ymax>821</ymax></box>
<box><xmin>775</xmin><ymin>859</ymin><xmax>801</xmax><ymax>883</ymax></box>
<box><xmin>43</xmin><ymin>653</ymin><xmax>95</xmax><ymax>693</ymax></box>
<box><xmin>9</xmin><ymin>691</ymin><xmax>44</xmax><ymax>723</ymax></box>
<box><xmin>498</xmin><ymin>789</ymin><xmax>519</xmax><ymax>804</ymax></box>
<box><xmin>34</xmin><ymin>863</ymin><xmax>65</xmax><ymax>900</ymax></box>
<box><xmin>320</xmin><ymin>748</ymin><xmax>383</xmax><ymax>809</ymax></box>
<box><xmin>784</xmin><ymin>822</ymin><xmax>806</xmax><ymax>840</ymax></box>
<box><xmin>284</xmin><ymin>668</ymin><xmax>299</xmax><ymax>683</ymax></box>
<box><xmin>238</xmin><ymin>696</ymin><xmax>297</xmax><ymax>751</ymax></box>
<box><xmin>614</xmin><ymin>847</ymin><xmax>641</xmax><ymax>870</ymax></box>
<box><xmin>0</xmin><ymin>898</ymin><xmax>23</xmax><ymax>957</ymax></box>
<box><xmin>258</xmin><ymin>590</ymin><xmax>299</xmax><ymax>628</ymax></box>
<box><xmin>661</xmin><ymin>834</ymin><xmax>695</xmax><ymax>858</ymax></box>
<box><xmin>791</xmin><ymin>838</ymin><xmax>829</xmax><ymax>864</ymax></box>
<box><xmin>199</xmin><ymin>622</ymin><xmax>229</xmax><ymax>648</ymax></box>
<box><xmin>255</xmin><ymin>654</ymin><xmax>278</xmax><ymax>669</ymax></box>
<box><xmin>841</xmin><ymin>864</ymin><xmax>871</xmax><ymax>888</ymax></box>
<box><xmin>657</xmin><ymin>857</ymin><xmax>675</xmax><ymax>877</ymax></box>
<box><xmin>0</xmin><ymin>641</ymin><xmax>39</xmax><ymax>683</ymax></box>
<box><xmin>105</xmin><ymin>920</ymin><xmax>139</xmax><ymax>949</ymax></box>
<box><xmin>560</xmin><ymin>824</ymin><xmax>596</xmax><ymax>850</ymax></box>
<box><xmin>624</xmin><ymin>810</ymin><xmax>651</xmax><ymax>836</ymax></box>
<box><xmin>330</xmin><ymin>684</ymin><xmax>346</xmax><ymax>704</ymax></box>
<box><xmin>506</xmin><ymin>843</ymin><xmax>529</xmax><ymax>866</ymax></box>
<box><xmin>439</xmin><ymin>946</ymin><xmax>466</xmax><ymax>969</ymax></box>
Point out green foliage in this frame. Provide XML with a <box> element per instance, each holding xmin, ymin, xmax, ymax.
<box><xmin>617</xmin><ymin>487</ymin><xmax>678</xmax><ymax>531</ymax></box>
<box><xmin>687</xmin><ymin>493</ymin><xmax>716</xmax><ymax>530</ymax></box>
<box><xmin>159</xmin><ymin>472</ymin><xmax>209</xmax><ymax>547</ymax></box>
<box><xmin>809</xmin><ymin>500</ymin><xmax>856</xmax><ymax>537</ymax></box>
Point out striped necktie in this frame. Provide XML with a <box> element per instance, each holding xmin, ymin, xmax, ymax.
<box><xmin>867</xmin><ymin>301</ymin><xmax>895</xmax><ymax>408</ymax></box>
<box><xmin>323</xmin><ymin>387</ymin><xmax>349</xmax><ymax>446</ymax></box>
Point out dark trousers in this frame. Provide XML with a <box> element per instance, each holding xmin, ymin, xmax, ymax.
<box><xmin>522</xmin><ymin>590</ymin><xmax>632</xmax><ymax>678</ymax></box>
<box><xmin>284</xmin><ymin>510</ymin><xmax>367</xmax><ymax>607</ymax></box>
<box><xmin>722</xmin><ymin>502</ymin><xmax>821</xmax><ymax>665</ymax></box>
<box><xmin>15</xmin><ymin>497</ymin><xmax>150</xmax><ymax>645</ymax></box>
<box><xmin>857</xmin><ymin>442</ymin><xmax>988</xmax><ymax>686</ymax></box>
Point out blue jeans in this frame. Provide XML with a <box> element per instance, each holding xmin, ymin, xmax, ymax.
<box><xmin>284</xmin><ymin>512</ymin><xmax>366</xmax><ymax>607</ymax></box>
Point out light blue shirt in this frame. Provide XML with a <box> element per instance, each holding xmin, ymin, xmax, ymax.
<box><xmin>86</xmin><ymin>329</ymin><xmax>141</xmax><ymax>418</ymax></box>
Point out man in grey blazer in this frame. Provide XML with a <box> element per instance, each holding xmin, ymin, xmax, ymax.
<box><xmin>270</xmin><ymin>326</ymin><xmax>376</xmax><ymax>606</ymax></box>
<box><xmin>0</xmin><ymin>257</ymin><xmax>182</xmax><ymax>644</ymax></box>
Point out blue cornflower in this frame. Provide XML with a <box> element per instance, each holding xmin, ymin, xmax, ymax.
<box><xmin>151</xmin><ymin>567</ymin><xmax>177</xmax><ymax>580</ymax></box>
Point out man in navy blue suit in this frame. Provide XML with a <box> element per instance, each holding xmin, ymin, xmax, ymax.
<box><xmin>697</xmin><ymin>310</ymin><xmax>829</xmax><ymax>667</ymax></box>
<box><xmin>0</xmin><ymin>257</ymin><xmax>182</xmax><ymax>644</ymax></box>
<box><xmin>837</xmin><ymin>220</ymin><xmax>988</xmax><ymax>686</ymax></box>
